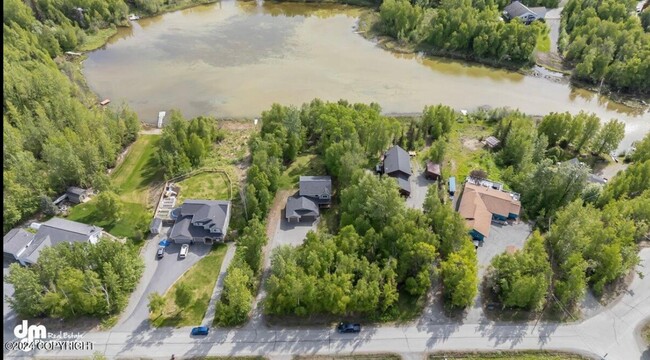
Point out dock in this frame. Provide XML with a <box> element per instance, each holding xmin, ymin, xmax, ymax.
<box><xmin>157</xmin><ymin>111</ymin><xmax>166</xmax><ymax>128</ymax></box>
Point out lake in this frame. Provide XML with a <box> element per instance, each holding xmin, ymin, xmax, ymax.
<box><xmin>83</xmin><ymin>0</ymin><xmax>649</xmax><ymax>149</ymax></box>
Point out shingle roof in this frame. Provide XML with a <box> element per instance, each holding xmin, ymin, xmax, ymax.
<box><xmin>299</xmin><ymin>176</ymin><xmax>332</xmax><ymax>198</ymax></box>
<box><xmin>4</xmin><ymin>218</ymin><xmax>103</xmax><ymax>264</ymax></box>
<box><xmin>458</xmin><ymin>183</ymin><xmax>521</xmax><ymax>239</ymax></box>
<box><xmin>394</xmin><ymin>173</ymin><xmax>411</xmax><ymax>194</ymax></box>
<box><xmin>286</xmin><ymin>196</ymin><xmax>319</xmax><ymax>219</ymax></box>
<box><xmin>426</xmin><ymin>161</ymin><xmax>441</xmax><ymax>176</ymax></box>
<box><xmin>504</xmin><ymin>1</ymin><xmax>533</xmax><ymax>18</ymax></box>
<box><xmin>384</xmin><ymin>145</ymin><xmax>412</xmax><ymax>176</ymax></box>
<box><xmin>170</xmin><ymin>200</ymin><xmax>231</xmax><ymax>240</ymax></box>
<box><xmin>3</xmin><ymin>229</ymin><xmax>35</xmax><ymax>257</ymax></box>
<box><xmin>485</xmin><ymin>136</ymin><xmax>501</xmax><ymax>148</ymax></box>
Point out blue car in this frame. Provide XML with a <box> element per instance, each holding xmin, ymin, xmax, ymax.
<box><xmin>191</xmin><ymin>326</ymin><xmax>209</xmax><ymax>336</ymax></box>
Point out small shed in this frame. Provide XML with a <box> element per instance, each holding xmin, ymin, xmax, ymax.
<box><xmin>150</xmin><ymin>218</ymin><xmax>163</xmax><ymax>235</ymax></box>
<box><xmin>485</xmin><ymin>136</ymin><xmax>501</xmax><ymax>149</ymax></box>
<box><xmin>425</xmin><ymin>161</ymin><xmax>442</xmax><ymax>181</ymax></box>
<box><xmin>66</xmin><ymin>187</ymin><xmax>88</xmax><ymax>204</ymax></box>
<box><xmin>448</xmin><ymin>177</ymin><xmax>456</xmax><ymax>196</ymax></box>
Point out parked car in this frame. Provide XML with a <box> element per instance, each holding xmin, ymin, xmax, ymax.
<box><xmin>179</xmin><ymin>244</ymin><xmax>189</xmax><ymax>259</ymax></box>
<box><xmin>337</xmin><ymin>322</ymin><xmax>361</xmax><ymax>333</ymax></box>
<box><xmin>191</xmin><ymin>326</ymin><xmax>209</xmax><ymax>336</ymax></box>
<box><xmin>156</xmin><ymin>246</ymin><xmax>165</xmax><ymax>259</ymax></box>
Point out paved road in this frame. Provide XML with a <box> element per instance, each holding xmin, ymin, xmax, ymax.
<box><xmin>5</xmin><ymin>249</ymin><xmax>648</xmax><ymax>359</ymax></box>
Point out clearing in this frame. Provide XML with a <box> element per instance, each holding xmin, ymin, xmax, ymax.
<box><xmin>150</xmin><ymin>244</ymin><xmax>228</xmax><ymax>327</ymax></box>
<box><xmin>277</xmin><ymin>153</ymin><xmax>327</xmax><ymax>190</ymax></box>
<box><xmin>444</xmin><ymin>122</ymin><xmax>502</xmax><ymax>183</ymax></box>
<box><xmin>176</xmin><ymin>171</ymin><xmax>232</xmax><ymax>203</ymax></box>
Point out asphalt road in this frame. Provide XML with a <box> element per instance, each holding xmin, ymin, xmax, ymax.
<box><xmin>5</xmin><ymin>249</ymin><xmax>648</xmax><ymax>360</ymax></box>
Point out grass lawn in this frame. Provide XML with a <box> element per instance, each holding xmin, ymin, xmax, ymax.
<box><xmin>535</xmin><ymin>31</ymin><xmax>551</xmax><ymax>53</ymax></box>
<box><xmin>277</xmin><ymin>154</ymin><xmax>327</xmax><ymax>190</ymax></box>
<box><xmin>430</xmin><ymin>351</ymin><xmax>588</xmax><ymax>359</ymax></box>
<box><xmin>67</xmin><ymin>201</ymin><xmax>149</xmax><ymax>241</ymax></box>
<box><xmin>78</xmin><ymin>27</ymin><xmax>118</xmax><ymax>52</ymax></box>
<box><xmin>111</xmin><ymin>135</ymin><xmax>164</xmax><ymax>205</ymax></box>
<box><xmin>176</xmin><ymin>172</ymin><xmax>231</xmax><ymax>203</ymax></box>
<box><xmin>296</xmin><ymin>355</ymin><xmax>400</xmax><ymax>360</ymax></box>
<box><xmin>151</xmin><ymin>244</ymin><xmax>227</xmax><ymax>327</ymax></box>
<box><xmin>444</xmin><ymin>122</ymin><xmax>502</xmax><ymax>183</ymax></box>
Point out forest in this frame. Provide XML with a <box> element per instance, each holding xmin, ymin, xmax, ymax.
<box><xmin>378</xmin><ymin>0</ymin><xmax>546</xmax><ymax>65</ymax></box>
<box><xmin>560</xmin><ymin>0</ymin><xmax>650</xmax><ymax>94</ymax></box>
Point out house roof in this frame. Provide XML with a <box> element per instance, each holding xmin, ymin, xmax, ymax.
<box><xmin>171</xmin><ymin>200</ymin><xmax>231</xmax><ymax>239</ymax></box>
<box><xmin>286</xmin><ymin>196</ymin><xmax>319</xmax><ymax>218</ymax></box>
<box><xmin>299</xmin><ymin>176</ymin><xmax>332</xmax><ymax>198</ymax></box>
<box><xmin>504</xmin><ymin>1</ymin><xmax>535</xmax><ymax>17</ymax></box>
<box><xmin>66</xmin><ymin>186</ymin><xmax>87</xmax><ymax>196</ymax></box>
<box><xmin>3</xmin><ymin>218</ymin><xmax>103</xmax><ymax>264</ymax></box>
<box><xmin>3</xmin><ymin>229</ymin><xmax>35</xmax><ymax>257</ymax></box>
<box><xmin>426</xmin><ymin>161</ymin><xmax>441</xmax><ymax>176</ymax></box>
<box><xmin>485</xmin><ymin>136</ymin><xmax>501</xmax><ymax>148</ymax></box>
<box><xmin>458</xmin><ymin>183</ymin><xmax>521</xmax><ymax>238</ymax></box>
<box><xmin>393</xmin><ymin>173</ymin><xmax>412</xmax><ymax>194</ymax></box>
<box><xmin>529</xmin><ymin>6</ymin><xmax>547</xmax><ymax>18</ymax></box>
<box><xmin>383</xmin><ymin>145</ymin><xmax>412</xmax><ymax>176</ymax></box>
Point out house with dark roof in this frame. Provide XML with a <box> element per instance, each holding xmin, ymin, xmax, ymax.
<box><xmin>285</xmin><ymin>176</ymin><xmax>332</xmax><ymax>222</ymax></box>
<box><xmin>503</xmin><ymin>1</ymin><xmax>547</xmax><ymax>24</ymax></box>
<box><xmin>382</xmin><ymin>145</ymin><xmax>412</xmax><ymax>196</ymax></box>
<box><xmin>169</xmin><ymin>200</ymin><xmax>231</xmax><ymax>244</ymax></box>
<box><xmin>458</xmin><ymin>182</ymin><xmax>521</xmax><ymax>241</ymax></box>
<box><xmin>3</xmin><ymin>218</ymin><xmax>103</xmax><ymax>265</ymax></box>
<box><xmin>563</xmin><ymin>158</ymin><xmax>608</xmax><ymax>185</ymax></box>
<box><xmin>66</xmin><ymin>187</ymin><xmax>88</xmax><ymax>204</ymax></box>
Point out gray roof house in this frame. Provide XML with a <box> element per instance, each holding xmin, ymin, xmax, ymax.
<box><xmin>285</xmin><ymin>176</ymin><xmax>333</xmax><ymax>222</ymax></box>
<box><xmin>563</xmin><ymin>158</ymin><xmax>608</xmax><ymax>185</ymax></box>
<box><xmin>3</xmin><ymin>218</ymin><xmax>103</xmax><ymax>265</ymax></box>
<box><xmin>66</xmin><ymin>186</ymin><xmax>88</xmax><ymax>204</ymax></box>
<box><xmin>503</xmin><ymin>1</ymin><xmax>546</xmax><ymax>23</ymax></box>
<box><xmin>383</xmin><ymin>145</ymin><xmax>412</xmax><ymax>196</ymax></box>
<box><xmin>169</xmin><ymin>200</ymin><xmax>231</xmax><ymax>244</ymax></box>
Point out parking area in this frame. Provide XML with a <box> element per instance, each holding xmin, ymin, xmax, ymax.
<box><xmin>113</xmin><ymin>228</ymin><xmax>213</xmax><ymax>332</ymax></box>
<box><xmin>272</xmin><ymin>212</ymin><xmax>319</xmax><ymax>248</ymax></box>
<box><xmin>476</xmin><ymin>221</ymin><xmax>532</xmax><ymax>278</ymax></box>
<box><xmin>406</xmin><ymin>161</ymin><xmax>435</xmax><ymax>210</ymax></box>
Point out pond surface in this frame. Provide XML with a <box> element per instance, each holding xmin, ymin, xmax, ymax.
<box><xmin>83</xmin><ymin>1</ymin><xmax>648</xmax><ymax>149</ymax></box>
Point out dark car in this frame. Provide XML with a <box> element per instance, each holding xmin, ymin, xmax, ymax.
<box><xmin>191</xmin><ymin>326</ymin><xmax>209</xmax><ymax>336</ymax></box>
<box><xmin>337</xmin><ymin>322</ymin><xmax>361</xmax><ymax>333</ymax></box>
<box><xmin>156</xmin><ymin>246</ymin><xmax>165</xmax><ymax>259</ymax></box>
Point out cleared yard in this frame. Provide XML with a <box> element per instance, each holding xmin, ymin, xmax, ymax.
<box><xmin>277</xmin><ymin>154</ymin><xmax>327</xmax><ymax>190</ymax></box>
<box><xmin>67</xmin><ymin>201</ymin><xmax>148</xmax><ymax>241</ymax></box>
<box><xmin>176</xmin><ymin>171</ymin><xmax>231</xmax><ymax>203</ymax></box>
<box><xmin>111</xmin><ymin>134</ymin><xmax>164</xmax><ymax>205</ymax></box>
<box><xmin>444</xmin><ymin>122</ymin><xmax>503</xmax><ymax>184</ymax></box>
<box><xmin>429</xmin><ymin>351</ymin><xmax>588</xmax><ymax>359</ymax></box>
<box><xmin>150</xmin><ymin>244</ymin><xmax>228</xmax><ymax>327</ymax></box>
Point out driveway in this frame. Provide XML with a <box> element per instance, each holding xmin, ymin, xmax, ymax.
<box><xmin>476</xmin><ymin>221</ymin><xmax>533</xmax><ymax>278</ymax></box>
<box><xmin>406</xmin><ymin>160</ymin><xmax>435</xmax><ymax>210</ymax></box>
<box><xmin>113</xmin><ymin>229</ymin><xmax>212</xmax><ymax>332</ymax></box>
<box><xmin>272</xmin><ymin>214</ymin><xmax>318</xmax><ymax>248</ymax></box>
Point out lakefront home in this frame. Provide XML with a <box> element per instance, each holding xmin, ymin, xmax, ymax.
<box><xmin>285</xmin><ymin>176</ymin><xmax>332</xmax><ymax>222</ymax></box>
<box><xmin>169</xmin><ymin>200</ymin><xmax>231</xmax><ymax>244</ymax></box>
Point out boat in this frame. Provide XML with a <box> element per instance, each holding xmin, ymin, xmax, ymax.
<box><xmin>128</xmin><ymin>14</ymin><xmax>140</xmax><ymax>21</ymax></box>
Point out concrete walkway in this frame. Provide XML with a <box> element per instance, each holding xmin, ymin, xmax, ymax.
<box><xmin>201</xmin><ymin>242</ymin><xmax>237</xmax><ymax>326</ymax></box>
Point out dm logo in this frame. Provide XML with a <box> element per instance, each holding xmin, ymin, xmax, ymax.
<box><xmin>13</xmin><ymin>320</ymin><xmax>47</xmax><ymax>351</ymax></box>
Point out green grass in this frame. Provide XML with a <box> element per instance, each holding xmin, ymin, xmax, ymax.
<box><xmin>277</xmin><ymin>154</ymin><xmax>327</xmax><ymax>190</ymax></box>
<box><xmin>111</xmin><ymin>135</ymin><xmax>164</xmax><ymax>204</ymax></box>
<box><xmin>535</xmin><ymin>31</ymin><xmax>551</xmax><ymax>53</ymax></box>
<box><xmin>151</xmin><ymin>244</ymin><xmax>228</xmax><ymax>327</ymax></box>
<box><xmin>67</xmin><ymin>201</ymin><xmax>149</xmax><ymax>241</ymax></box>
<box><xmin>78</xmin><ymin>27</ymin><xmax>118</xmax><ymax>52</ymax></box>
<box><xmin>444</xmin><ymin>122</ymin><xmax>502</xmax><ymax>183</ymax></box>
<box><xmin>430</xmin><ymin>351</ymin><xmax>589</xmax><ymax>359</ymax></box>
<box><xmin>176</xmin><ymin>172</ymin><xmax>231</xmax><ymax>203</ymax></box>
